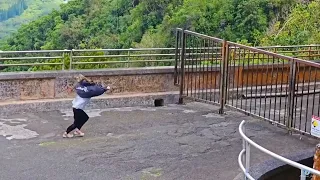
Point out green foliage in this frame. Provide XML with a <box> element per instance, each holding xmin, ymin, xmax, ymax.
<box><xmin>261</xmin><ymin>0</ymin><xmax>320</xmax><ymax>46</ymax></box>
<box><xmin>142</xmin><ymin>0</ymin><xmax>299</xmax><ymax>48</ymax></box>
<box><xmin>0</xmin><ymin>0</ymin><xmax>64</xmax><ymax>39</ymax></box>
<box><xmin>1</xmin><ymin>0</ymin><xmax>318</xmax><ymax>72</ymax></box>
<box><xmin>0</xmin><ymin>0</ymin><xmax>27</xmax><ymax>22</ymax></box>
<box><xmin>2</xmin><ymin>0</ymin><xmax>300</xmax><ymax>52</ymax></box>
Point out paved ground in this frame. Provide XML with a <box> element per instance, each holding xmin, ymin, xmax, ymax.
<box><xmin>0</xmin><ymin>102</ymin><xmax>318</xmax><ymax>180</ymax></box>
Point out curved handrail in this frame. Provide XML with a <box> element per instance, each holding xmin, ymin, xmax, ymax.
<box><xmin>239</xmin><ymin>120</ymin><xmax>320</xmax><ymax>180</ymax></box>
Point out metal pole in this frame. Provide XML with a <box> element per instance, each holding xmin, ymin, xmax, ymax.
<box><xmin>69</xmin><ymin>50</ymin><xmax>73</xmax><ymax>70</ymax></box>
<box><xmin>224</xmin><ymin>42</ymin><xmax>229</xmax><ymax>109</ymax></box>
<box><xmin>242</xmin><ymin>125</ymin><xmax>247</xmax><ymax>180</ymax></box>
<box><xmin>179</xmin><ymin>29</ymin><xmax>186</xmax><ymax>104</ymax></box>
<box><xmin>62</xmin><ymin>49</ymin><xmax>67</xmax><ymax>70</ymax></box>
<box><xmin>174</xmin><ymin>29</ymin><xmax>180</xmax><ymax>85</ymax></box>
<box><xmin>245</xmin><ymin>142</ymin><xmax>251</xmax><ymax>180</ymax></box>
<box><xmin>219</xmin><ymin>40</ymin><xmax>228</xmax><ymax>114</ymax></box>
<box><xmin>287</xmin><ymin>59</ymin><xmax>297</xmax><ymax>131</ymax></box>
<box><xmin>127</xmin><ymin>48</ymin><xmax>131</xmax><ymax>68</ymax></box>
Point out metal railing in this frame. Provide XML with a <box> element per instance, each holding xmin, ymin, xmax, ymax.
<box><xmin>0</xmin><ymin>50</ymin><xmax>68</xmax><ymax>72</ymax></box>
<box><xmin>70</xmin><ymin>48</ymin><xmax>176</xmax><ymax>70</ymax></box>
<box><xmin>239</xmin><ymin>120</ymin><xmax>320</xmax><ymax>180</ymax></box>
<box><xmin>175</xmin><ymin>28</ymin><xmax>320</xmax><ymax>137</ymax></box>
<box><xmin>225</xmin><ymin>41</ymin><xmax>320</xmax><ymax>136</ymax></box>
<box><xmin>174</xmin><ymin>28</ymin><xmax>225</xmax><ymax>104</ymax></box>
<box><xmin>0</xmin><ymin>48</ymin><xmax>177</xmax><ymax>72</ymax></box>
<box><xmin>1</xmin><ymin>44</ymin><xmax>320</xmax><ymax>73</ymax></box>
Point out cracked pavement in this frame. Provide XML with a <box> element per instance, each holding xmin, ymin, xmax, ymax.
<box><xmin>0</xmin><ymin>102</ymin><xmax>318</xmax><ymax>180</ymax></box>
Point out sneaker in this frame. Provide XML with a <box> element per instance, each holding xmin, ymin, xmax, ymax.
<box><xmin>74</xmin><ymin>130</ymin><xmax>84</xmax><ymax>137</ymax></box>
<box><xmin>62</xmin><ymin>132</ymin><xmax>74</xmax><ymax>138</ymax></box>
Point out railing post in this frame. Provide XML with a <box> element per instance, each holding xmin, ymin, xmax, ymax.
<box><xmin>242</xmin><ymin>122</ymin><xmax>251</xmax><ymax>180</ymax></box>
<box><xmin>62</xmin><ymin>49</ymin><xmax>68</xmax><ymax>70</ymax></box>
<box><xmin>174</xmin><ymin>29</ymin><xmax>181</xmax><ymax>85</ymax></box>
<box><xmin>245</xmin><ymin>142</ymin><xmax>251</xmax><ymax>180</ymax></box>
<box><xmin>219</xmin><ymin>40</ymin><xmax>229</xmax><ymax>114</ymax></box>
<box><xmin>287</xmin><ymin>59</ymin><xmax>297</xmax><ymax>131</ymax></box>
<box><xmin>127</xmin><ymin>48</ymin><xmax>131</xmax><ymax>68</ymax></box>
<box><xmin>242</xmin><ymin>125</ymin><xmax>247</xmax><ymax>180</ymax></box>
<box><xmin>69</xmin><ymin>49</ymin><xmax>73</xmax><ymax>70</ymax></box>
<box><xmin>179</xmin><ymin>29</ymin><xmax>186</xmax><ymax>104</ymax></box>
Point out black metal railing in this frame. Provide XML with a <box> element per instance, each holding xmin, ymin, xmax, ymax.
<box><xmin>175</xmin><ymin>28</ymin><xmax>320</xmax><ymax>137</ymax></box>
<box><xmin>175</xmin><ymin>28</ymin><xmax>225</xmax><ymax>106</ymax></box>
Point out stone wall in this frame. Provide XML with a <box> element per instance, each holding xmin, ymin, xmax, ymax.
<box><xmin>2</xmin><ymin>63</ymin><xmax>319</xmax><ymax>103</ymax></box>
<box><xmin>0</xmin><ymin>67</ymin><xmax>179</xmax><ymax>102</ymax></box>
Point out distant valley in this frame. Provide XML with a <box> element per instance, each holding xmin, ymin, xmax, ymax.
<box><xmin>0</xmin><ymin>0</ymin><xmax>65</xmax><ymax>39</ymax></box>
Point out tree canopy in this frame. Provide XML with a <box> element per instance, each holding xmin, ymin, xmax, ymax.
<box><xmin>0</xmin><ymin>0</ymin><xmax>302</xmax><ymax>51</ymax></box>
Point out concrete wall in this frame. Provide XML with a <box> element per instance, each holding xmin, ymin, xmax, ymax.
<box><xmin>0</xmin><ymin>67</ymin><xmax>179</xmax><ymax>102</ymax></box>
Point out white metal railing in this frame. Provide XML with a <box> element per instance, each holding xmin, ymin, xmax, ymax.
<box><xmin>239</xmin><ymin>120</ymin><xmax>320</xmax><ymax>180</ymax></box>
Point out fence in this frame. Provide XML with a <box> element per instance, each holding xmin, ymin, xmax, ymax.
<box><xmin>239</xmin><ymin>120</ymin><xmax>320</xmax><ymax>180</ymax></box>
<box><xmin>175</xmin><ymin>28</ymin><xmax>320</xmax><ymax>137</ymax></box>
<box><xmin>258</xmin><ymin>45</ymin><xmax>320</xmax><ymax>61</ymax></box>
<box><xmin>0</xmin><ymin>50</ymin><xmax>68</xmax><ymax>72</ymax></box>
<box><xmin>225</xmin><ymin>42</ymin><xmax>320</xmax><ymax>136</ymax></box>
<box><xmin>0</xmin><ymin>48</ymin><xmax>177</xmax><ymax>72</ymax></box>
<box><xmin>1</xmin><ymin>44</ymin><xmax>320</xmax><ymax>73</ymax></box>
<box><xmin>174</xmin><ymin>28</ymin><xmax>225</xmax><ymax>105</ymax></box>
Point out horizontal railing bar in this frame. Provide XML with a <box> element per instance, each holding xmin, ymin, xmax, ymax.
<box><xmin>0</xmin><ymin>63</ymin><xmax>63</xmax><ymax>67</ymax></box>
<box><xmin>242</xmin><ymin>89</ymin><xmax>320</xmax><ymax>99</ymax></box>
<box><xmin>0</xmin><ymin>50</ymin><xmax>70</xmax><ymax>54</ymax></box>
<box><xmin>0</xmin><ymin>57</ymin><xmax>63</xmax><ymax>60</ymax></box>
<box><xmin>0</xmin><ymin>45</ymin><xmax>319</xmax><ymax>53</ymax></box>
<box><xmin>227</xmin><ymin>42</ymin><xmax>296</xmax><ymax>60</ymax></box>
<box><xmin>239</xmin><ymin>120</ymin><xmax>320</xmax><ymax>176</ymax></box>
<box><xmin>71</xmin><ymin>48</ymin><xmax>176</xmax><ymax>52</ymax></box>
<box><xmin>227</xmin><ymin>42</ymin><xmax>320</xmax><ymax>68</ymax></box>
<box><xmin>256</xmin><ymin>44</ymin><xmax>320</xmax><ymax>48</ymax></box>
<box><xmin>72</xmin><ymin>59</ymin><xmax>175</xmax><ymax>65</ymax></box>
<box><xmin>72</xmin><ymin>54</ymin><xmax>176</xmax><ymax>59</ymax></box>
<box><xmin>184</xmin><ymin>30</ymin><xmax>224</xmax><ymax>42</ymax></box>
<box><xmin>291</xmin><ymin>128</ymin><xmax>311</xmax><ymax>135</ymax></box>
<box><xmin>227</xmin><ymin>105</ymin><xmax>288</xmax><ymax>127</ymax></box>
<box><xmin>229</xmin><ymin>51</ymin><xmax>320</xmax><ymax>55</ymax></box>
<box><xmin>269</xmin><ymin>50</ymin><xmax>320</xmax><ymax>53</ymax></box>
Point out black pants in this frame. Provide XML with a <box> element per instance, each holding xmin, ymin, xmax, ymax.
<box><xmin>66</xmin><ymin>108</ymin><xmax>89</xmax><ymax>134</ymax></box>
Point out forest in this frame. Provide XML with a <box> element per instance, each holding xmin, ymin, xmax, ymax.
<box><xmin>0</xmin><ymin>0</ymin><xmax>305</xmax><ymax>51</ymax></box>
<box><xmin>0</xmin><ymin>0</ymin><xmax>319</xmax><ymax>71</ymax></box>
<box><xmin>0</xmin><ymin>0</ymin><xmax>64</xmax><ymax>39</ymax></box>
<box><xmin>0</xmin><ymin>0</ymin><xmax>27</xmax><ymax>22</ymax></box>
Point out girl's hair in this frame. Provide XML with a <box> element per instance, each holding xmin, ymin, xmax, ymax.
<box><xmin>75</xmin><ymin>74</ymin><xmax>92</xmax><ymax>83</ymax></box>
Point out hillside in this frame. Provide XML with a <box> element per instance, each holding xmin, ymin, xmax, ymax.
<box><xmin>261</xmin><ymin>0</ymin><xmax>320</xmax><ymax>45</ymax></box>
<box><xmin>0</xmin><ymin>0</ymin><xmax>311</xmax><ymax>51</ymax></box>
<box><xmin>0</xmin><ymin>0</ymin><xmax>27</xmax><ymax>22</ymax></box>
<box><xmin>0</xmin><ymin>0</ymin><xmax>65</xmax><ymax>39</ymax></box>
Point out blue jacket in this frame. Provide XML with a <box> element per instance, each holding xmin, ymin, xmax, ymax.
<box><xmin>75</xmin><ymin>80</ymin><xmax>107</xmax><ymax>98</ymax></box>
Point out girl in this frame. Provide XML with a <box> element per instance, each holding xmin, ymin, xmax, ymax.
<box><xmin>63</xmin><ymin>74</ymin><xmax>110</xmax><ymax>138</ymax></box>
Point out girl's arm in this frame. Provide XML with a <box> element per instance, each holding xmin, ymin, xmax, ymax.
<box><xmin>81</xmin><ymin>81</ymin><xmax>96</xmax><ymax>86</ymax></box>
